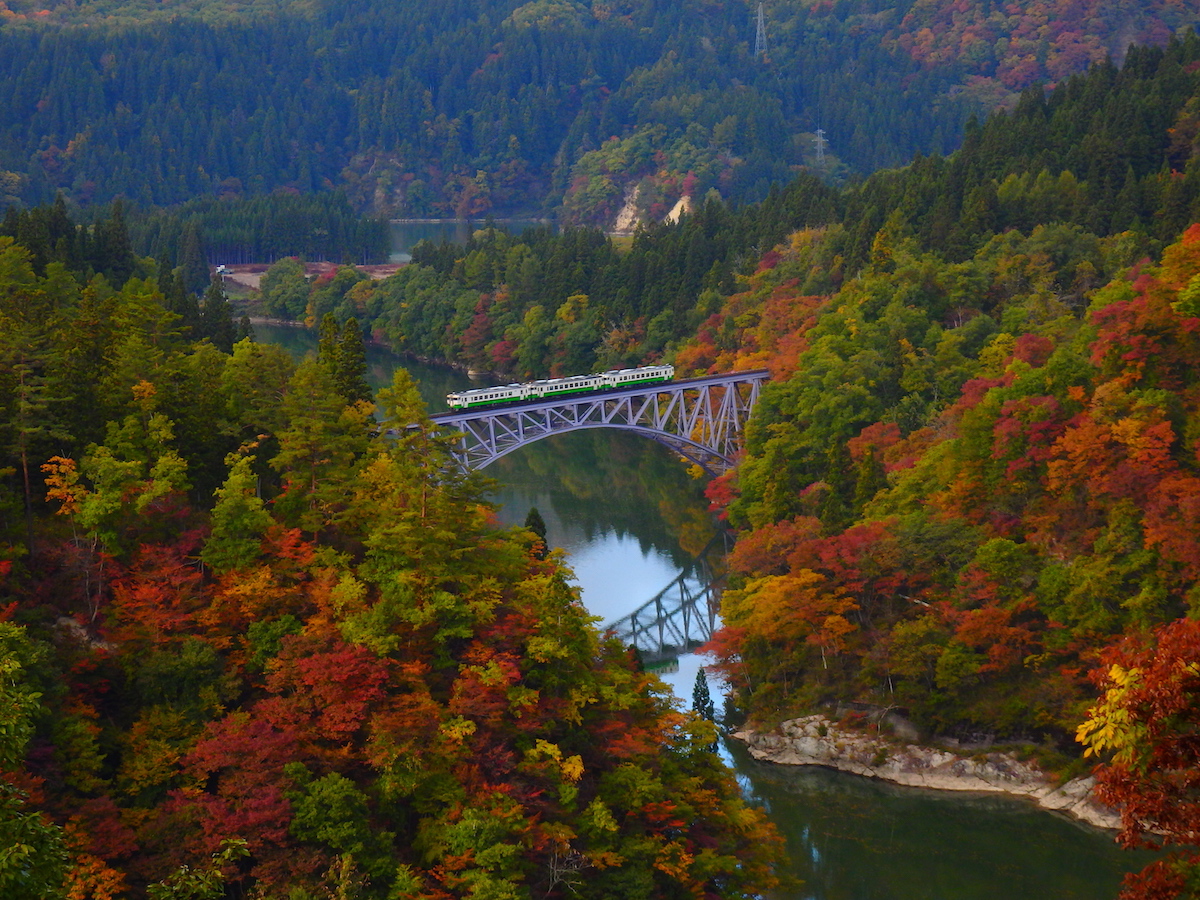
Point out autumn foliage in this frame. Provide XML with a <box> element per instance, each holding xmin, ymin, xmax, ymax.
<box><xmin>0</xmin><ymin>224</ymin><xmax>780</xmax><ymax>898</ymax></box>
<box><xmin>1079</xmin><ymin>619</ymin><xmax>1200</xmax><ymax>899</ymax></box>
<box><xmin>668</xmin><ymin>44</ymin><xmax>1200</xmax><ymax>891</ymax></box>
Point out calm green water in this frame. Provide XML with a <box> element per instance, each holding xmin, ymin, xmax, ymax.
<box><xmin>253</xmin><ymin>324</ymin><xmax>1147</xmax><ymax>900</ymax></box>
<box><xmin>728</xmin><ymin>740</ymin><xmax>1151</xmax><ymax>899</ymax></box>
<box><xmin>252</xmin><ymin>322</ymin><xmax>467</xmax><ymax>413</ymax></box>
<box><xmin>388</xmin><ymin>218</ymin><xmax>551</xmax><ymax>262</ymax></box>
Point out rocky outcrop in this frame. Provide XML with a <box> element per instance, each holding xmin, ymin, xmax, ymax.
<box><xmin>663</xmin><ymin>194</ymin><xmax>692</xmax><ymax>224</ymax></box>
<box><xmin>611</xmin><ymin>183</ymin><xmax>641</xmax><ymax>235</ymax></box>
<box><xmin>732</xmin><ymin>715</ymin><xmax>1121</xmax><ymax>830</ymax></box>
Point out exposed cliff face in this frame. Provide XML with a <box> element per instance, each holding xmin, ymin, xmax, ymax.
<box><xmin>608</xmin><ymin>183</ymin><xmax>695</xmax><ymax>233</ymax></box>
<box><xmin>611</xmin><ymin>183</ymin><xmax>641</xmax><ymax>235</ymax></box>
<box><xmin>663</xmin><ymin>193</ymin><xmax>692</xmax><ymax>224</ymax></box>
<box><xmin>732</xmin><ymin>715</ymin><xmax>1119</xmax><ymax>831</ymax></box>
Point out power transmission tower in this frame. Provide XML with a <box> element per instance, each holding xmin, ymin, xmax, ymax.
<box><xmin>754</xmin><ymin>3</ymin><xmax>766</xmax><ymax>58</ymax></box>
<box><xmin>814</xmin><ymin>127</ymin><xmax>827</xmax><ymax>168</ymax></box>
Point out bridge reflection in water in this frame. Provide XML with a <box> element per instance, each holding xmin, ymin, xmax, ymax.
<box><xmin>603</xmin><ymin>531</ymin><xmax>733</xmax><ymax>667</ymax></box>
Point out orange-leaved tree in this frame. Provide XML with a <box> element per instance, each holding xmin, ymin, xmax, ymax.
<box><xmin>1077</xmin><ymin>617</ymin><xmax>1200</xmax><ymax>900</ymax></box>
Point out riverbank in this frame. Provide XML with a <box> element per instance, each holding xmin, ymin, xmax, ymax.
<box><xmin>221</xmin><ymin>261</ymin><xmax>402</xmax><ymax>290</ymax></box>
<box><xmin>732</xmin><ymin>714</ymin><xmax>1121</xmax><ymax>831</ymax></box>
<box><xmin>246</xmin><ymin>315</ymin><xmax>303</xmax><ymax>327</ymax></box>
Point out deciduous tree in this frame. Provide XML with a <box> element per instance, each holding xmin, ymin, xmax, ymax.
<box><xmin>1078</xmin><ymin>617</ymin><xmax>1200</xmax><ymax>899</ymax></box>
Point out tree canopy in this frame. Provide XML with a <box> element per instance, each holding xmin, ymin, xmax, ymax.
<box><xmin>0</xmin><ymin>209</ymin><xmax>781</xmax><ymax>898</ymax></box>
<box><xmin>1</xmin><ymin>0</ymin><xmax>1195</xmax><ymax>225</ymax></box>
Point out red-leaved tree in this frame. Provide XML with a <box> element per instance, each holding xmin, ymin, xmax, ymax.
<box><xmin>1077</xmin><ymin>617</ymin><xmax>1200</xmax><ymax>899</ymax></box>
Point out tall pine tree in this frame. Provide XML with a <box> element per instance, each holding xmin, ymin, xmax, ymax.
<box><xmin>334</xmin><ymin>317</ymin><xmax>372</xmax><ymax>405</ymax></box>
<box><xmin>199</xmin><ymin>276</ymin><xmax>236</xmax><ymax>353</ymax></box>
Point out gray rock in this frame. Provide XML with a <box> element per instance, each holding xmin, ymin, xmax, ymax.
<box><xmin>732</xmin><ymin>715</ymin><xmax>1121</xmax><ymax>831</ymax></box>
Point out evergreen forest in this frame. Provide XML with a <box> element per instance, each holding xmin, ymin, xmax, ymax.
<box><xmin>1</xmin><ymin>0</ymin><xmax>1198</xmax><ymax>228</ymax></box>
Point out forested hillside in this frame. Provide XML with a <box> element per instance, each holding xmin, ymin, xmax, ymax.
<box><xmin>1</xmin><ymin>0</ymin><xmax>1196</xmax><ymax>226</ymax></box>
<box><xmin>681</xmin><ymin>35</ymin><xmax>1200</xmax><ymax>899</ymax></box>
<box><xmin>680</xmin><ymin>33</ymin><xmax>1200</xmax><ymax>734</ymax></box>
<box><xmin>124</xmin><ymin>193</ymin><xmax>391</xmax><ymax>270</ymax></box>
<box><xmin>265</xmin><ymin>35</ymin><xmax>1200</xmax><ymax>384</ymax></box>
<box><xmin>244</xmin><ymin>34</ymin><xmax>1200</xmax><ymax>894</ymax></box>
<box><xmin>0</xmin><ymin>215</ymin><xmax>780</xmax><ymax>898</ymax></box>
<box><xmin>6</xmin><ymin>3</ymin><xmax>1200</xmax><ymax>893</ymax></box>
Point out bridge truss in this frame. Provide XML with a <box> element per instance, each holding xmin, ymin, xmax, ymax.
<box><xmin>429</xmin><ymin>370</ymin><xmax>769</xmax><ymax>474</ymax></box>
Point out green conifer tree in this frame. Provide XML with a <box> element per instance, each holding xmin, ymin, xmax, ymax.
<box><xmin>524</xmin><ymin>505</ymin><xmax>548</xmax><ymax>559</ymax></box>
<box><xmin>236</xmin><ymin>314</ymin><xmax>254</xmax><ymax>344</ymax></box>
<box><xmin>90</xmin><ymin>199</ymin><xmax>137</xmax><ymax>288</ymax></box>
<box><xmin>318</xmin><ymin>312</ymin><xmax>340</xmax><ymax>370</ymax></box>
<box><xmin>201</xmin><ymin>452</ymin><xmax>273</xmax><ymax>573</ymax></box>
<box><xmin>178</xmin><ymin>221</ymin><xmax>209</xmax><ymax>296</ymax></box>
<box><xmin>692</xmin><ymin>667</ymin><xmax>718</xmax><ymax>752</ymax></box>
<box><xmin>160</xmin><ymin>268</ymin><xmax>200</xmax><ymax>334</ymax></box>
<box><xmin>199</xmin><ymin>277</ymin><xmax>236</xmax><ymax>353</ymax></box>
<box><xmin>334</xmin><ymin>317</ymin><xmax>372</xmax><ymax>405</ymax></box>
<box><xmin>692</xmin><ymin>667</ymin><xmax>715</xmax><ymax>723</ymax></box>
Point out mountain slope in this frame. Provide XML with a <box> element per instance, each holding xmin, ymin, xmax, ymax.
<box><xmin>0</xmin><ymin>1</ymin><xmax>1194</xmax><ymax>223</ymax></box>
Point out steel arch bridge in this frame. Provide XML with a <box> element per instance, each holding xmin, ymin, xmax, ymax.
<box><xmin>429</xmin><ymin>370</ymin><xmax>769</xmax><ymax>474</ymax></box>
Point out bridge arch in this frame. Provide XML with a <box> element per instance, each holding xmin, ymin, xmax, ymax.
<box><xmin>461</xmin><ymin>422</ymin><xmax>733</xmax><ymax>475</ymax></box>
<box><xmin>429</xmin><ymin>370</ymin><xmax>769</xmax><ymax>476</ymax></box>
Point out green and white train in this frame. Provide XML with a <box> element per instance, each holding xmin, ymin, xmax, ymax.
<box><xmin>446</xmin><ymin>365</ymin><xmax>675</xmax><ymax>410</ymax></box>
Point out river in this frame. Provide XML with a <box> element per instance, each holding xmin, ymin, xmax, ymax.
<box><xmin>388</xmin><ymin>218</ymin><xmax>551</xmax><ymax>262</ymax></box>
<box><xmin>253</xmin><ymin>323</ymin><xmax>1149</xmax><ymax>900</ymax></box>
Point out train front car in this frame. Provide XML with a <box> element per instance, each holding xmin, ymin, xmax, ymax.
<box><xmin>445</xmin><ymin>383</ymin><xmax>527</xmax><ymax>410</ymax></box>
<box><xmin>597</xmin><ymin>365</ymin><xmax>674</xmax><ymax>388</ymax></box>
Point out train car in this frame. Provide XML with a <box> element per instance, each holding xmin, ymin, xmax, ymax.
<box><xmin>446</xmin><ymin>365</ymin><xmax>674</xmax><ymax>410</ymax></box>
<box><xmin>599</xmin><ymin>365</ymin><xmax>674</xmax><ymax>387</ymax></box>
<box><xmin>525</xmin><ymin>373</ymin><xmax>604</xmax><ymax>399</ymax></box>
<box><xmin>445</xmin><ymin>383</ymin><xmax>527</xmax><ymax>409</ymax></box>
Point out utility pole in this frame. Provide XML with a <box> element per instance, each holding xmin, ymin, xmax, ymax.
<box><xmin>754</xmin><ymin>2</ymin><xmax>767</xmax><ymax>59</ymax></box>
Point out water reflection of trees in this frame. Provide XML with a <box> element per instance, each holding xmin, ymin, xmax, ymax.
<box><xmin>488</xmin><ymin>430</ymin><xmax>718</xmax><ymax>568</ymax></box>
<box><xmin>724</xmin><ymin>741</ymin><xmax>1149</xmax><ymax>900</ymax></box>
<box><xmin>255</xmin><ymin>325</ymin><xmax>717</xmax><ymax>564</ymax></box>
